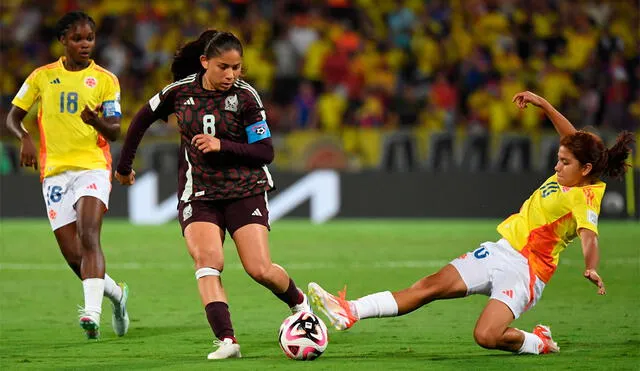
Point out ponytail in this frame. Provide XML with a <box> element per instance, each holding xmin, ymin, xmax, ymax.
<box><xmin>171</xmin><ymin>30</ymin><xmax>218</xmax><ymax>81</ymax></box>
<box><xmin>560</xmin><ymin>130</ymin><xmax>635</xmax><ymax>180</ymax></box>
<box><xmin>603</xmin><ymin>131</ymin><xmax>635</xmax><ymax>179</ymax></box>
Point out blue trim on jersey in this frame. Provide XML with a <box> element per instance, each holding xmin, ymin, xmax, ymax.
<box><xmin>246</xmin><ymin>120</ymin><xmax>271</xmax><ymax>143</ymax></box>
<box><xmin>102</xmin><ymin>100</ymin><xmax>122</xmax><ymax>118</ymax></box>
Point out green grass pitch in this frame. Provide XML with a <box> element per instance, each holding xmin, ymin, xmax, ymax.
<box><xmin>1</xmin><ymin>219</ymin><xmax>638</xmax><ymax>370</ymax></box>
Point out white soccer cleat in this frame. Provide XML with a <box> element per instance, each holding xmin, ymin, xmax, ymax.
<box><xmin>290</xmin><ymin>291</ymin><xmax>312</xmax><ymax>314</ymax></box>
<box><xmin>207</xmin><ymin>338</ymin><xmax>242</xmax><ymax>360</ymax></box>
<box><xmin>308</xmin><ymin>282</ymin><xmax>358</xmax><ymax>331</ymax></box>
<box><xmin>112</xmin><ymin>282</ymin><xmax>130</xmax><ymax>336</ymax></box>
<box><xmin>533</xmin><ymin>324</ymin><xmax>560</xmax><ymax>354</ymax></box>
<box><xmin>78</xmin><ymin>309</ymin><xmax>100</xmax><ymax>340</ymax></box>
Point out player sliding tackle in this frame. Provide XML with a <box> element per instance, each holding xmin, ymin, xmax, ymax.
<box><xmin>309</xmin><ymin>91</ymin><xmax>634</xmax><ymax>355</ymax></box>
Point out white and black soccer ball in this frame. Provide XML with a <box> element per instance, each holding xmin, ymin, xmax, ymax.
<box><xmin>278</xmin><ymin>311</ymin><xmax>328</xmax><ymax>361</ymax></box>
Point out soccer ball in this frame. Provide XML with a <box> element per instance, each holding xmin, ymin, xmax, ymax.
<box><xmin>278</xmin><ymin>311</ymin><xmax>328</xmax><ymax>360</ymax></box>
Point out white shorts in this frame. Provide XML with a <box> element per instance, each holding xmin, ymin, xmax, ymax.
<box><xmin>42</xmin><ymin>169</ymin><xmax>111</xmax><ymax>231</ymax></box>
<box><xmin>450</xmin><ymin>239</ymin><xmax>545</xmax><ymax>319</ymax></box>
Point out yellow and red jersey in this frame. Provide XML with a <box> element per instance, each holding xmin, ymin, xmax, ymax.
<box><xmin>12</xmin><ymin>57</ymin><xmax>121</xmax><ymax>180</ymax></box>
<box><xmin>497</xmin><ymin>174</ymin><xmax>605</xmax><ymax>283</ymax></box>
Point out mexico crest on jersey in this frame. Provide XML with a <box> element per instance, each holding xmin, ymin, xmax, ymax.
<box><xmin>225</xmin><ymin>94</ymin><xmax>238</xmax><ymax>112</ymax></box>
<box><xmin>84</xmin><ymin>76</ymin><xmax>97</xmax><ymax>88</ymax></box>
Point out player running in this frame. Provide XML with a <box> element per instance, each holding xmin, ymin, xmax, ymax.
<box><xmin>115</xmin><ymin>30</ymin><xmax>310</xmax><ymax>359</ymax></box>
<box><xmin>5</xmin><ymin>11</ymin><xmax>129</xmax><ymax>340</ymax></box>
<box><xmin>309</xmin><ymin>90</ymin><xmax>634</xmax><ymax>355</ymax></box>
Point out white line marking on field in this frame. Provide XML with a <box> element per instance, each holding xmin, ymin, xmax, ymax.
<box><xmin>0</xmin><ymin>258</ymin><xmax>637</xmax><ymax>271</ymax></box>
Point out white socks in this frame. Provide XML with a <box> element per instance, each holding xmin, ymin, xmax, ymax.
<box><xmin>103</xmin><ymin>274</ymin><xmax>123</xmax><ymax>304</ymax></box>
<box><xmin>82</xmin><ymin>278</ymin><xmax>105</xmax><ymax>318</ymax></box>
<box><xmin>518</xmin><ymin>330</ymin><xmax>543</xmax><ymax>354</ymax></box>
<box><xmin>352</xmin><ymin>291</ymin><xmax>399</xmax><ymax>319</ymax></box>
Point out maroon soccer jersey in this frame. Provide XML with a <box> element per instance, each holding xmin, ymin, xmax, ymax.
<box><xmin>123</xmin><ymin>73</ymin><xmax>274</xmax><ymax>201</ymax></box>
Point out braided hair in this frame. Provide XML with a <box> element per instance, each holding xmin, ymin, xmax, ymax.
<box><xmin>55</xmin><ymin>11</ymin><xmax>96</xmax><ymax>41</ymax></box>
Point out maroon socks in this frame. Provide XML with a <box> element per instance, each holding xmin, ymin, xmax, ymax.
<box><xmin>274</xmin><ymin>278</ymin><xmax>304</xmax><ymax>307</ymax></box>
<box><xmin>205</xmin><ymin>301</ymin><xmax>236</xmax><ymax>343</ymax></box>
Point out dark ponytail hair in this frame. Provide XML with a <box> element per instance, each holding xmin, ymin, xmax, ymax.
<box><xmin>560</xmin><ymin>130</ymin><xmax>635</xmax><ymax>180</ymax></box>
<box><xmin>602</xmin><ymin>131</ymin><xmax>635</xmax><ymax>179</ymax></box>
<box><xmin>171</xmin><ymin>30</ymin><xmax>244</xmax><ymax>81</ymax></box>
<box><xmin>55</xmin><ymin>11</ymin><xmax>96</xmax><ymax>41</ymax></box>
<box><xmin>171</xmin><ymin>30</ymin><xmax>219</xmax><ymax>81</ymax></box>
<box><xmin>203</xmin><ymin>31</ymin><xmax>243</xmax><ymax>59</ymax></box>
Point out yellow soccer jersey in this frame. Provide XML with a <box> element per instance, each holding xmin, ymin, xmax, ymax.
<box><xmin>497</xmin><ymin>174</ymin><xmax>605</xmax><ymax>283</ymax></box>
<box><xmin>12</xmin><ymin>57</ymin><xmax>121</xmax><ymax>180</ymax></box>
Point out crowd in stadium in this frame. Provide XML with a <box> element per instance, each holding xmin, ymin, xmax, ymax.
<box><xmin>1</xmin><ymin>0</ymin><xmax>638</xmax><ymax>138</ymax></box>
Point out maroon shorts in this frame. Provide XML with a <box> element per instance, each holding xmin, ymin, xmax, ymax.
<box><xmin>178</xmin><ymin>193</ymin><xmax>270</xmax><ymax>236</ymax></box>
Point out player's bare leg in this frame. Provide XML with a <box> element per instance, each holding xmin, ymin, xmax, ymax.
<box><xmin>233</xmin><ymin>224</ymin><xmax>309</xmax><ymax>313</ymax></box>
<box><xmin>310</xmin><ymin>264</ymin><xmax>467</xmax><ymax>330</ymax></box>
<box><xmin>184</xmin><ymin>222</ymin><xmax>227</xmax><ymax>304</ymax></box>
<box><xmin>54</xmin><ymin>221</ymin><xmax>128</xmax><ymax>336</ymax></box>
<box><xmin>392</xmin><ymin>264</ymin><xmax>468</xmax><ymax>314</ymax></box>
<box><xmin>75</xmin><ymin>196</ymin><xmax>107</xmax><ymax>338</ymax></box>
<box><xmin>473</xmin><ymin>299</ymin><xmax>519</xmax><ymax>351</ymax></box>
<box><xmin>473</xmin><ymin>299</ymin><xmax>557</xmax><ymax>354</ymax></box>
<box><xmin>184</xmin><ymin>222</ymin><xmax>240</xmax><ymax>359</ymax></box>
<box><xmin>54</xmin><ymin>223</ymin><xmax>84</xmax><ymax>278</ymax></box>
<box><xmin>76</xmin><ymin>197</ymin><xmax>106</xmax><ymax>279</ymax></box>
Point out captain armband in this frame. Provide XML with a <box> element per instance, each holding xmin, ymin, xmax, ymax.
<box><xmin>245</xmin><ymin>120</ymin><xmax>271</xmax><ymax>144</ymax></box>
<box><xmin>102</xmin><ymin>100</ymin><xmax>122</xmax><ymax>117</ymax></box>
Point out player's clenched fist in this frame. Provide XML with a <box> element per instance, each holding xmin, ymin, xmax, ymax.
<box><xmin>192</xmin><ymin>134</ymin><xmax>221</xmax><ymax>153</ymax></box>
<box><xmin>81</xmin><ymin>105</ymin><xmax>101</xmax><ymax>126</ymax></box>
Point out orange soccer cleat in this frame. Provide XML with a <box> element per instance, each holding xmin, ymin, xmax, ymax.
<box><xmin>533</xmin><ymin>324</ymin><xmax>560</xmax><ymax>354</ymax></box>
<box><xmin>308</xmin><ymin>282</ymin><xmax>358</xmax><ymax>330</ymax></box>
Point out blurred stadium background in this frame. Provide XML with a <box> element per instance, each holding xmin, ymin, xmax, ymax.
<box><xmin>0</xmin><ymin>0</ymin><xmax>638</xmax><ymax>175</ymax></box>
<box><xmin>1</xmin><ymin>1</ymin><xmax>639</xmax><ymax>369</ymax></box>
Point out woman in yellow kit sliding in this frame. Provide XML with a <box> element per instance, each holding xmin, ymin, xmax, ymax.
<box><xmin>309</xmin><ymin>91</ymin><xmax>634</xmax><ymax>355</ymax></box>
<box><xmin>5</xmin><ymin>11</ymin><xmax>129</xmax><ymax>340</ymax></box>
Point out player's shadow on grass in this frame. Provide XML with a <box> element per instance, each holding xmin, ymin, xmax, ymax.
<box><xmin>323</xmin><ymin>351</ymin><xmax>515</xmax><ymax>360</ymax></box>
<box><xmin>107</xmin><ymin>324</ymin><xmax>203</xmax><ymax>340</ymax></box>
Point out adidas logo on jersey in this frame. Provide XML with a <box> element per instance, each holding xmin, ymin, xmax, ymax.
<box><xmin>183</xmin><ymin>97</ymin><xmax>195</xmax><ymax>105</ymax></box>
<box><xmin>50</xmin><ymin>78</ymin><xmax>61</xmax><ymax>84</ymax></box>
<box><xmin>252</xmin><ymin>208</ymin><xmax>262</xmax><ymax>217</ymax></box>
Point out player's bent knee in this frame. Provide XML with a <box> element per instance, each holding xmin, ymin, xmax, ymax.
<box><xmin>245</xmin><ymin>264</ymin><xmax>271</xmax><ymax>283</ymax></box>
<box><xmin>190</xmin><ymin>250</ymin><xmax>222</xmax><ymax>269</ymax></box>
<box><xmin>473</xmin><ymin>328</ymin><xmax>498</xmax><ymax>349</ymax></box>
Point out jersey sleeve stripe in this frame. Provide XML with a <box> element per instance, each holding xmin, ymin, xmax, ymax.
<box><xmin>161</xmin><ymin>74</ymin><xmax>197</xmax><ymax>94</ymax></box>
<box><xmin>180</xmin><ymin>148</ymin><xmax>194</xmax><ymax>201</ymax></box>
<box><xmin>233</xmin><ymin>80</ymin><xmax>264</xmax><ymax>108</ymax></box>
